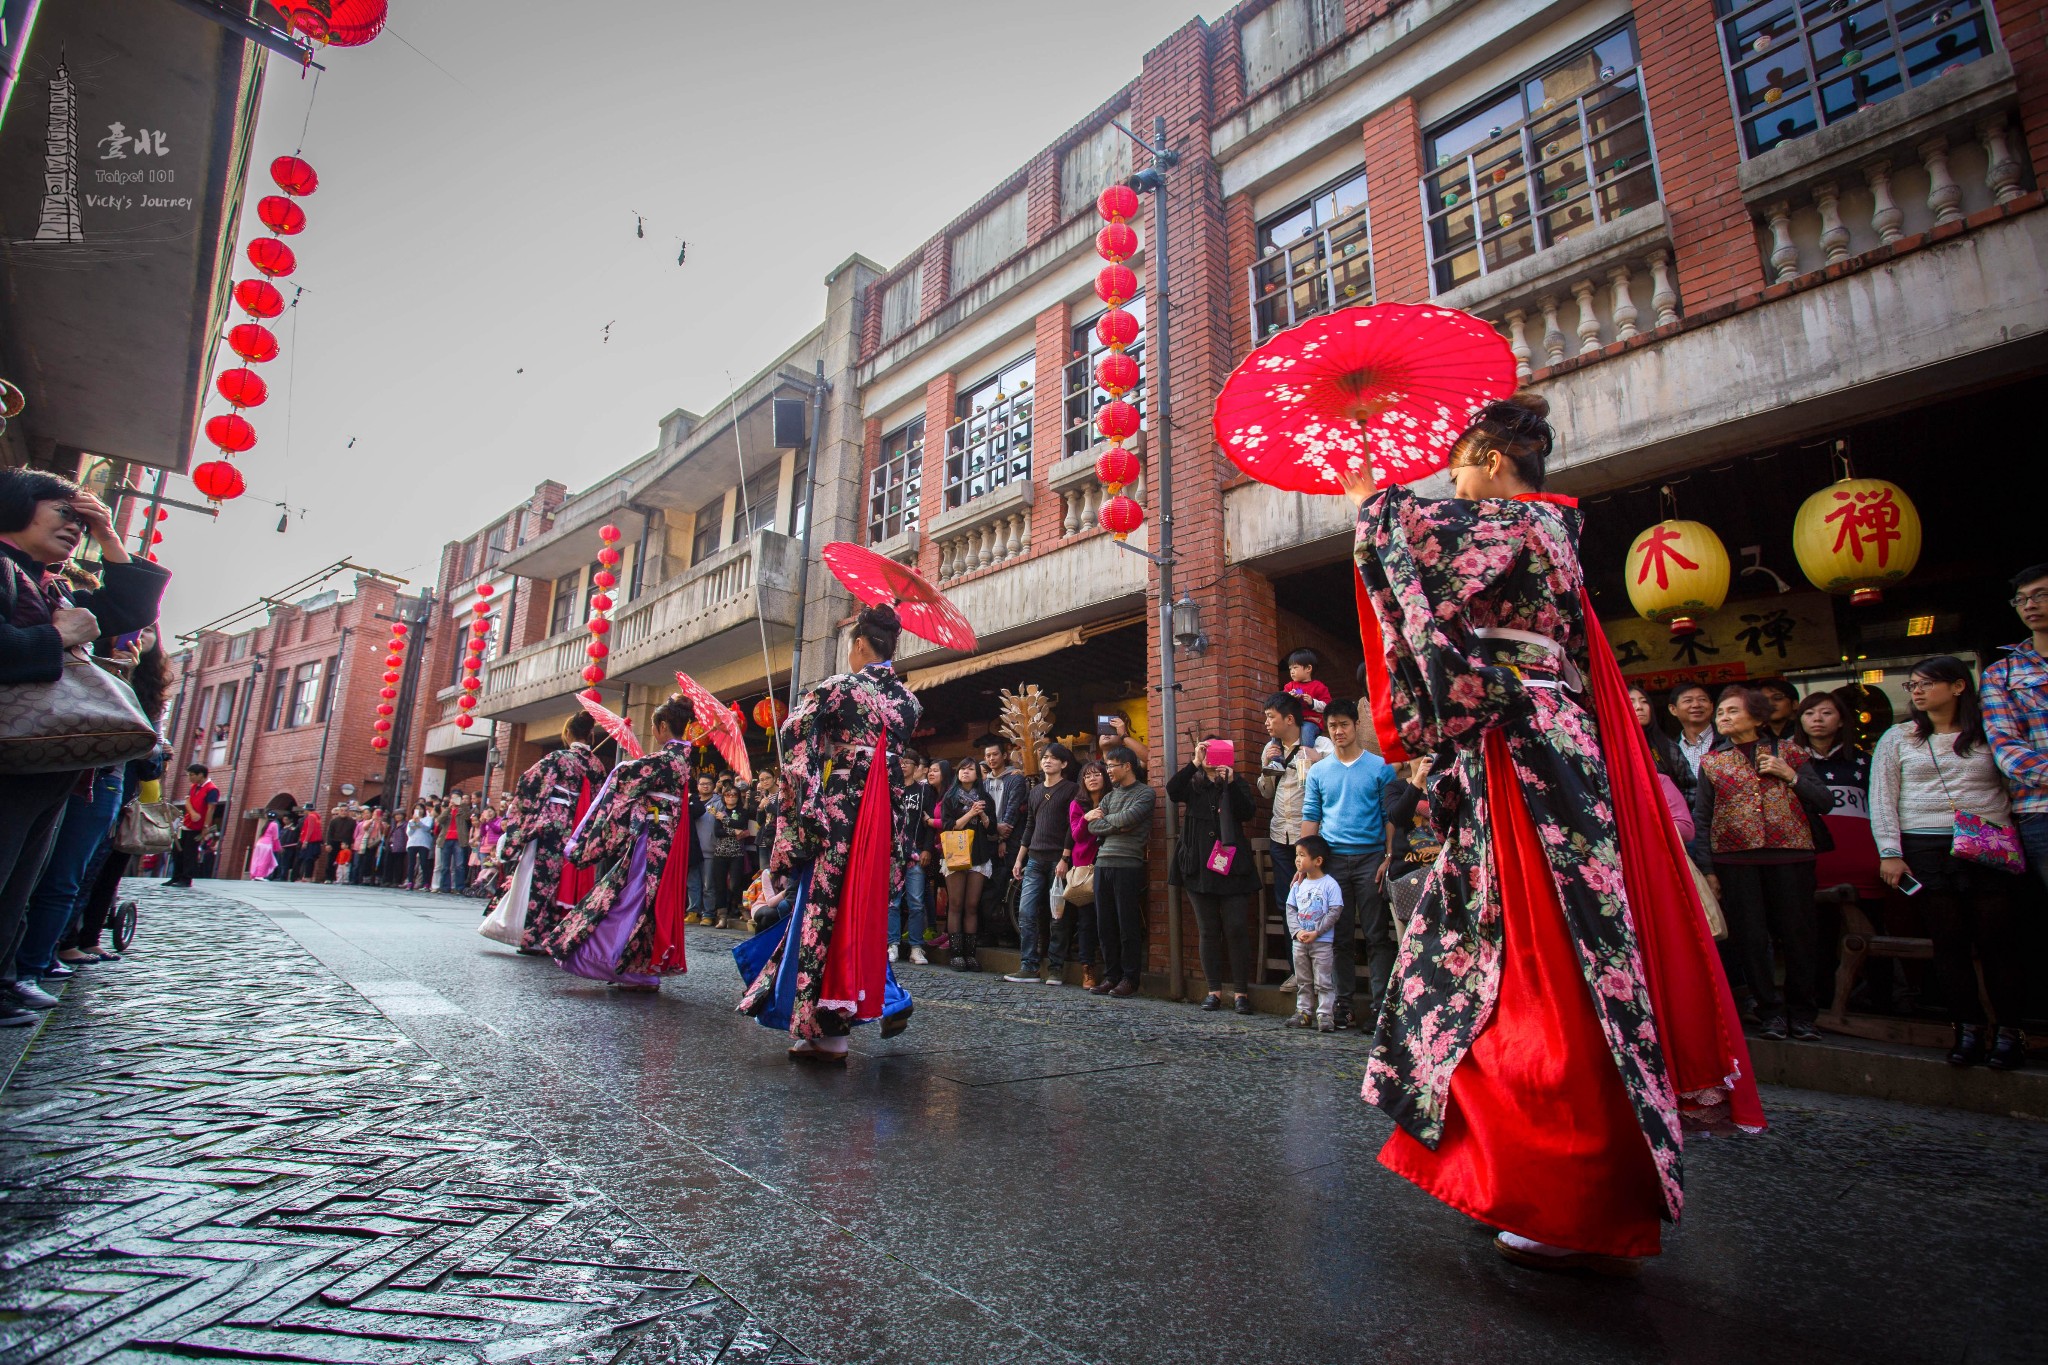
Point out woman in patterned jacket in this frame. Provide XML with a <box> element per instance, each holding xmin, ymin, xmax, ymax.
<box><xmin>499</xmin><ymin>712</ymin><xmax>609</xmax><ymax>953</ymax></box>
<box><xmin>547</xmin><ymin>694</ymin><xmax>697</xmax><ymax>989</ymax></box>
<box><xmin>1347</xmin><ymin>392</ymin><xmax>1759</xmax><ymax>1277</ymax></box>
<box><xmin>737</xmin><ymin>603</ymin><xmax>921</xmax><ymax>1059</ymax></box>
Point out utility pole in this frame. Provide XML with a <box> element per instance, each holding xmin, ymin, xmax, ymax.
<box><xmin>214</xmin><ymin>649</ymin><xmax>265</xmax><ymax>878</ymax></box>
<box><xmin>379</xmin><ymin>590</ymin><xmax>435</xmax><ymax>807</ymax></box>
<box><xmin>786</xmin><ymin>359</ymin><xmax>828</xmax><ymax>710</ymax></box>
<box><xmin>306</xmin><ymin>624</ymin><xmax>351</xmax><ymax>816</ymax></box>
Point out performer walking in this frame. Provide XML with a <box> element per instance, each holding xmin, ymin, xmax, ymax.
<box><xmin>737</xmin><ymin>603</ymin><xmax>922</xmax><ymax>1058</ymax></box>
<box><xmin>498</xmin><ymin>713</ymin><xmax>609</xmax><ymax>954</ymax></box>
<box><xmin>547</xmin><ymin>694</ymin><xmax>697</xmax><ymax>990</ymax></box>
<box><xmin>1348</xmin><ymin>392</ymin><xmax>1762</xmax><ymax>1275</ymax></box>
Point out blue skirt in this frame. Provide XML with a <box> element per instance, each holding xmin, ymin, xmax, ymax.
<box><xmin>733</xmin><ymin>865</ymin><xmax>911</xmax><ymax>1031</ymax></box>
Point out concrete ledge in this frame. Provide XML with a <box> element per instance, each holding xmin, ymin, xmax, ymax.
<box><xmin>1751</xmin><ymin>1033</ymin><xmax>2048</xmax><ymax>1119</ymax></box>
<box><xmin>1435</xmin><ymin>203</ymin><xmax>1672</xmax><ymax>316</ymax></box>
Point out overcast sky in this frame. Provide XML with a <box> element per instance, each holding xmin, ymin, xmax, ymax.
<box><xmin>154</xmin><ymin>0</ymin><xmax>1212</xmax><ymax>637</ymax></box>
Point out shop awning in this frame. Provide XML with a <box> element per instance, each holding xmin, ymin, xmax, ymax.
<box><xmin>904</xmin><ymin>627</ymin><xmax>1086</xmax><ymax>692</ymax></box>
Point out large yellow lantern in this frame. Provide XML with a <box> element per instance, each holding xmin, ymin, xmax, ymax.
<box><xmin>1626</xmin><ymin>519</ymin><xmax>1729</xmax><ymax>637</ymax></box>
<box><xmin>1793</xmin><ymin>477</ymin><xmax>1921</xmax><ymax>605</ymax></box>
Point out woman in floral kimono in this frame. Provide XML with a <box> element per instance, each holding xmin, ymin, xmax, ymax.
<box><xmin>546</xmin><ymin>695</ymin><xmax>696</xmax><ymax>990</ymax></box>
<box><xmin>737</xmin><ymin>604</ymin><xmax>921</xmax><ymax>1060</ymax></box>
<box><xmin>499</xmin><ymin>712</ymin><xmax>609</xmax><ymax>953</ymax></box>
<box><xmin>1348</xmin><ymin>392</ymin><xmax>1760</xmax><ymax>1276</ymax></box>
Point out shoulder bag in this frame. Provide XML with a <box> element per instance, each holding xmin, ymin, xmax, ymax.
<box><xmin>0</xmin><ymin>646</ymin><xmax>158</xmax><ymax>775</ymax></box>
<box><xmin>1062</xmin><ymin>862</ymin><xmax>1096</xmax><ymax>906</ymax></box>
<box><xmin>940</xmin><ymin>828</ymin><xmax>977</xmax><ymax>872</ymax></box>
<box><xmin>113</xmin><ymin>796</ymin><xmax>179</xmax><ymax>854</ymax></box>
<box><xmin>1927</xmin><ymin>741</ymin><xmax>2025</xmax><ymax>874</ymax></box>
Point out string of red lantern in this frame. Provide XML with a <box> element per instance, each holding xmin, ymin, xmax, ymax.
<box><xmin>193</xmin><ymin>155</ymin><xmax>320</xmax><ymax>508</ymax></box>
<box><xmin>370</xmin><ymin>617</ymin><xmax>405</xmax><ymax>751</ymax></box>
<box><xmin>581</xmin><ymin>525</ymin><xmax>621</xmax><ymax>703</ymax></box>
<box><xmin>454</xmin><ymin>584</ymin><xmax>494</xmax><ymax>730</ymax></box>
<box><xmin>142</xmin><ymin>506</ymin><xmax>167</xmax><ymax>564</ymax></box>
<box><xmin>1093</xmin><ymin>184</ymin><xmax>1146</xmax><ymax>542</ymax></box>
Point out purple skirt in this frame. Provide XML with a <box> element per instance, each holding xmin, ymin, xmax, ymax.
<box><xmin>559</xmin><ymin>837</ymin><xmax>660</xmax><ymax>988</ymax></box>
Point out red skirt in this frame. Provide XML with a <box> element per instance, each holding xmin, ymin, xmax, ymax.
<box><xmin>1379</xmin><ymin>730</ymin><xmax>1667</xmax><ymax>1258</ymax></box>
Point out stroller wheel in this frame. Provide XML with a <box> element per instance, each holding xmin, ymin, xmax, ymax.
<box><xmin>111</xmin><ymin>900</ymin><xmax>139</xmax><ymax>952</ymax></box>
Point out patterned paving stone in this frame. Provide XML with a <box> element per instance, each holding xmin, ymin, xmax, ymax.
<box><xmin>0</xmin><ymin>888</ymin><xmax>813</xmax><ymax>1365</ymax></box>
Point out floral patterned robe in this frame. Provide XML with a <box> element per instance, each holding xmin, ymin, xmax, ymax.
<box><xmin>500</xmin><ymin>743</ymin><xmax>609</xmax><ymax>950</ymax></box>
<box><xmin>545</xmin><ymin>740</ymin><xmax>694</xmax><ymax>975</ymax></box>
<box><xmin>737</xmin><ymin>661</ymin><xmax>920</xmax><ymax>1038</ymax></box>
<box><xmin>1356</xmin><ymin>485</ymin><xmax>1684</xmax><ymax>1218</ymax></box>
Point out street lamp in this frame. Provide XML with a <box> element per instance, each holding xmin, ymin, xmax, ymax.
<box><xmin>1171</xmin><ymin>594</ymin><xmax>1206</xmax><ymax>656</ymax></box>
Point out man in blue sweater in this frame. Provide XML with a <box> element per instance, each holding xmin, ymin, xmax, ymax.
<box><xmin>1299</xmin><ymin>699</ymin><xmax>1398</xmax><ymax>1031</ymax></box>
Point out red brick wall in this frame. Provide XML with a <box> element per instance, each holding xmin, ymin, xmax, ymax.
<box><xmin>1029</xmin><ymin>301</ymin><xmax>1072</xmax><ymax>552</ymax></box>
<box><xmin>915</xmin><ymin>374</ymin><xmax>954</xmax><ymax>583</ymax></box>
<box><xmin>1026</xmin><ymin>147</ymin><xmax>1062</xmax><ymax>243</ymax></box>
<box><xmin>1994</xmin><ymin>0</ymin><xmax>2048</xmax><ymax>170</ymax></box>
<box><xmin>918</xmin><ymin>241</ymin><xmax>949</xmax><ymax>321</ymax></box>
<box><xmin>1359</xmin><ymin>96</ymin><xmax>1428</xmax><ymax>302</ymax></box>
<box><xmin>1635</xmin><ymin>0</ymin><xmax>1763</xmax><ymax>311</ymax></box>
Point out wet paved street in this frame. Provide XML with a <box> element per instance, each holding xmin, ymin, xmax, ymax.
<box><xmin>3</xmin><ymin>881</ymin><xmax>2044</xmax><ymax>1365</ymax></box>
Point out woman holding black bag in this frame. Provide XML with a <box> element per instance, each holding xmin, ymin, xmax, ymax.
<box><xmin>1168</xmin><ymin>737</ymin><xmax>1262</xmax><ymax>1015</ymax></box>
<box><xmin>0</xmin><ymin>469</ymin><xmax>169</xmax><ymax>1027</ymax></box>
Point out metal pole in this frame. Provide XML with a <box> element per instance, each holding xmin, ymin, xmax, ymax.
<box><xmin>1145</xmin><ymin>113</ymin><xmax>1186</xmax><ymax>1002</ymax></box>
<box><xmin>786</xmin><ymin>360</ymin><xmax>829</xmax><ymax>712</ymax></box>
<box><xmin>215</xmin><ymin>652</ymin><xmax>264</xmax><ymax>878</ymax></box>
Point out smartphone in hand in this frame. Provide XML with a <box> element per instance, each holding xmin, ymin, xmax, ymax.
<box><xmin>1895</xmin><ymin>869</ymin><xmax>1923</xmax><ymax>896</ymax></box>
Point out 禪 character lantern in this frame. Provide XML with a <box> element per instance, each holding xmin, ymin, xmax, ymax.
<box><xmin>1792</xmin><ymin>477</ymin><xmax>1921</xmax><ymax>605</ymax></box>
<box><xmin>1624</xmin><ymin>519</ymin><xmax>1729</xmax><ymax>637</ymax></box>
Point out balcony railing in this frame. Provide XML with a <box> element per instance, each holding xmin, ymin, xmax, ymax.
<box><xmin>1718</xmin><ymin>0</ymin><xmax>1998</xmax><ymax>158</ymax></box>
<box><xmin>1422</xmin><ymin>65</ymin><xmax>1662</xmax><ymax>294</ymax></box>
<box><xmin>1246</xmin><ymin>199</ymin><xmax>1374</xmax><ymax>342</ymax></box>
<box><xmin>944</xmin><ymin>382</ymin><xmax>1034</xmax><ymax>509</ymax></box>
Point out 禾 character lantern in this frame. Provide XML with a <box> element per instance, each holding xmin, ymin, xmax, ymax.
<box><xmin>752</xmin><ymin>696</ymin><xmax>788</xmax><ymax>730</ymax></box>
<box><xmin>1793</xmin><ymin>477</ymin><xmax>1921</xmax><ymax>605</ymax></box>
<box><xmin>1625</xmin><ymin>519</ymin><xmax>1729</xmax><ymax>637</ymax></box>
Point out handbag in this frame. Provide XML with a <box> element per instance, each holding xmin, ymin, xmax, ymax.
<box><xmin>1049</xmin><ymin>870</ymin><xmax>1069</xmax><ymax>920</ymax></box>
<box><xmin>1928</xmin><ymin>742</ymin><xmax>2026</xmax><ymax>873</ymax></box>
<box><xmin>479</xmin><ymin>842</ymin><xmax>539</xmax><ymax>946</ymax></box>
<box><xmin>0</xmin><ymin>648</ymin><xmax>158</xmax><ymax>775</ymax></box>
<box><xmin>1062</xmin><ymin>863</ymin><xmax>1096</xmax><ymax>906</ymax></box>
<box><xmin>940</xmin><ymin>828</ymin><xmax>976</xmax><ymax>872</ymax></box>
<box><xmin>1205</xmin><ymin>842</ymin><xmax>1238</xmax><ymax>876</ymax></box>
<box><xmin>114</xmin><ymin>798</ymin><xmax>179</xmax><ymax>854</ymax></box>
<box><xmin>1687</xmin><ymin>857</ymin><xmax>1728</xmax><ymax>940</ymax></box>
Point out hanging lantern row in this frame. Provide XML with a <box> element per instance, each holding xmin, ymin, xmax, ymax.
<box><xmin>283</xmin><ymin>0</ymin><xmax>389</xmax><ymax>49</ymax></box>
<box><xmin>193</xmin><ymin>155</ymin><xmax>320</xmax><ymax>508</ymax></box>
<box><xmin>455</xmin><ymin>583</ymin><xmax>495</xmax><ymax>730</ymax></box>
<box><xmin>1625</xmin><ymin>467</ymin><xmax>1922</xmax><ymax>638</ymax></box>
<box><xmin>371</xmin><ymin>617</ymin><xmax>406</xmax><ymax>751</ymax></box>
<box><xmin>136</xmin><ymin>505</ymin><xmax>168</xmax><ymax>565</ymax></box>
<box><xmin>1093</xmin><ymin>184</ymin><xmax>1147</xmax><ymax>543</ymax></box>
<box><xmin>581</xmin><ymin>524</ymin><xmax>622</xmax><ymax>703</ymax></box>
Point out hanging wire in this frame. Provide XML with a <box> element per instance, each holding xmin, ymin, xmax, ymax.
<box><xmin>723</xmin><ymin>374</ymin><xmax>785</xmax><ymax>769</ymax></box>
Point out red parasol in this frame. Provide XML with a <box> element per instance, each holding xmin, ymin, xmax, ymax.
<box><xmin>821</xmin><ymin>541</ymin><xmax>978</xmax><ymax>653</ymax></box>
<box><xmin>674</xmin><ymin>673</ymin><xmax>751</xmax><ymax>782</ymax></box>
<box><xmin>1212</xmin><ymin>303</ymin><xmax>1517</xmax><ymax>494</ymax></box>
<box><xmin>577</xmin><ymin>694</ymin><xmax>643</xmax><ymax>761</ymax></box>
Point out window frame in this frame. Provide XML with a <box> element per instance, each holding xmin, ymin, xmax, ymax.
<box><xmin>691</xmin><ymin>495</ymin><xmax>725</xmax><ymax>566</ymax></box>
<box><xmin>266</xmin><ymin>670</ymin><xmax>291</xmax><ymax>730</ymax></box>
<box><xmin>943</xmin><ymin>352</ymin><xmax>1036</xmax><ymax>510</ymax></box>
<box><xmin>868</xmin><ymin>416</ymin><xmax>924</xmax><ymax>544</ymax></box>
<box><xmin>548</xmin><ymin>571</ymin><xmax>580</xmax><ymax>636</ymax></box>
<box><xmin>1066</xmin><ymin>295</ymin><xmax>1148</xmax><ymax>460</ymax></box>
<box><xmin>733</xmin><ymin>465</ymin><xmax>781</xmax><ymax>542</ymax></box>
<box><xmin>1248</xmin><ymin>170</ymin><xmax>1374</xmax><ymax>341</ymax></box>
<box><xmin>288</xmin><ymin>659</ymin><xmax>324</xmax><ymax>729</ymax></box>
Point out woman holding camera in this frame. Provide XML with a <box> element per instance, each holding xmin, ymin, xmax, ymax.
<box><xmin>1167</xmin><ymin>737</ymin><xmax>1261</xmax><ymax>1014</ymax></box>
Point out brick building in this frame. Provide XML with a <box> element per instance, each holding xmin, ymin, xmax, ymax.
<box><xmin>473</xmin><ymin>0</ymin><xmax>2046</xmax><ymax>991</ymax></box>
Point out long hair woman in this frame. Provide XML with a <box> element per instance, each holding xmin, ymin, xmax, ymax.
<box><xmin>497</xmin><ymin>711</ymin><xmax>609</xmax><ymax>952</ymax></box>
<box><xmin>1871</xmin><ymin>656</ymin><xmax>2025</xmax><ymax>1069</ymax></box>
<box><xmin>940</xmin><ymin>756</ymin><xmax>996</xmax><ymax>972</ymax></box>
<box><xmin>1347</xmin><ymin>391</ymin><xmax>1758</xmax><ymax>1276</ymax></box>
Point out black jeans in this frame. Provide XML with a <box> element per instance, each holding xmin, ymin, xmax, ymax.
<box><xmin>1323</xmin><ymin>850</ymin><xmax>1392</xmax><ymax>1023</ymax></box>
<box><xmin>1715</xmin><ymin>858</ymin><xmax>1818</xmax><ymax>1024</ymax></box>
<box><xmin>1095</xmin><ymin>862</ymin><xmax>1148</xmax><ymax>986</ymax></box>
<box><xmin>168</xmin><ymin>827</ymin><xmax>201</xmax><ymax>885</ymax></box>
<box><xmin>0</xmin><ymin>770</ymin><xmax>79</xmax><ymax>984</ymax></box>
<box><xmin>1186</xmin><ymin>891</ymin><xmax>1254</xmax><ymax>995</ymax></box>
<box><xmin>1901</xmin><ymin>833</ymin><xmax>2024</xmax><ymax>1026</ymax></box>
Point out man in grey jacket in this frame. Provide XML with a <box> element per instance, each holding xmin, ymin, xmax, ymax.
<box><xmin>1084</xmin><ymin>746</ymin><xmax>1155</xmax><ymax>997</ymax></box>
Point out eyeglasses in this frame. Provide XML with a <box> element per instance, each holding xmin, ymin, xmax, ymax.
<box><xmin>2013</xmin><ymin>591</ymin><xmax>2048</xmax><ymax>607</ymax></box>
<box><xmin>1902</xmin><ymin>679</ymin><xmax>1950</xmax><ymax>691</ymax></box>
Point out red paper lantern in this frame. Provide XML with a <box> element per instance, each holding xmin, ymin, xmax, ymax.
<box><xmin>372</xmin><ymin>736</ymin><xmax>390</xmax><ymax>750</ymax></box>
<box><xmin>580</xmin><ymin>687</ymin><xmax>603</xmax><ymax>703</ymax></box>
<box><xmin>1096</xmin><ymin>308</ymin><xmax>1139</xmax><ymax>350</ymax></box>
<box><xmin>1095</xmin><ymin>352</ymin><xmax>1139</xmax><ymax>396</ymax></box>
<box><xmin>469</xmin><ymin>623</ymin><xmax>489</xmax><ymax>639</ymax></box>
<box><xmin>391</xmin><ymin>622</ymin><xmax>408</xmax><ymax>636</ymax></box>
<box><xmin>379</xmin><ymin>687</ymin><xmax>397</xmax><ymax>699</ymax></box>
<box><xmin>234</xmin><ymin>279</ymin><xmax>285</xmax><ymax>319</ymax></box>
<box><xmin>390</xmin><ymin>636</ymin><xmax>406</xmax><ymax>650</ymax></box>
<box><xmin>454</xmin><ymin>714</ymin><xmax>474</xmax><ymax>730</ymax></box>
<box><xmin>147</xmin><ymin>552</ymin><xmax>158</xmax><ymax>561</ymax></box>
<box><xmin>192</xmin><ymin>460</ymin><xmax>246</xmax><ymax>502</ymax></box>
<box><xmin>592</xmin><ymin>571</ymin><xmax>616</xmax><ymax>590</ymax></box>
<box><xmin>597</xmin><ymin>546</ymin><xmax>621</xmax><ymax>566</ymax></box>
<box><xmin>582</xmin><ymin>664</ymin><xmax>606</xmax><ymax>684</ymax></box>
<box><xmin>1098</xmin><ymin>184</ymin><xmax>1139</xmax><ymax>223</ymax></box>
<box><xmin>476</xmin><ymin>583</ymin><xmax>494</xmax><ymax>597</ymax></box>
<box><xmin>1097</xmin><ymin>223</ymin><xmax>1138</xmax><ymax>262</ymax></box>
<box><xmin>753</xmin><ymin>696</ymin><xmax>789</xmax><ymax>730</ymax></box>
<box><xmin>461</xmin><ymin>676</ymin><xmax>481</xmax><ymax>691</ymax></box>
<box><xmin>456</xmin><ymin>694</ymin><xmax>477</xmax><ymax>710</ymax></box>
<box><xmin>1096</xmin><ymin>446</ymin><xmax>1140</xmax><ymax>489</ymax></box>
<box><xmin>385</xmin><ymin>655</ymin><xmax>402</xmax><ymax>668</ymax></box>
<box><xmin>471</xmin><ymin>600</ymin><xmax>490</xmax><ymax>615</ymax></box>
<box><xmin>1096</xmin><ymin>400</ymin><xmax>1140</xmax><ymax>442</ymax></box>
<box><xmin>150</xmin><ymin>530</ymin><xmax>163</xmax><ymax>544</ymax></box>
<box><xmin>590</xmin><ymin>593</ymin><xmax>612</xmax><ymax>612</ymax></box>
<box><xmin>215</xmin><ymin>368</ymin><xmax>268</xmax><ymax>408</ymax></box>
<box><xmin>376</xmin><ymin>703</ymin><xmax>395</xmax><ymax>716</ymax></box>
<box><xmin>205</xmin><ymin>413</ymin><xmax>257</xmax><ymax>453</ymax></box>
<box><xmin>325</xmin><ymin>0</ymin><xmax>387</xmax><ymax>47</ymax></box>
<box><xmin>587</xmin><ymin>642</ymin><xmax>609</xmax><ymax>659</ymax></box>
<box><xmin>382</xmin><ymin>669</ymin><xmax>400</xmax><ymax>683</ymax></box>
<box><xmin>257</xmin><ymin>195</ymin><xmax>307</xmax><ymax>236</ymax></box>
<box><xmin>153</xmin><ymin>508</ymin><xmax>168</xmax><ymax>521</ymax></box>
<box><xmin>1095</xmin><ymin>264</ymin><xmax>1138</xmax><ymax>307</ymax></box>
<box><xmin>228</xmin><ymin>323</ymin><xmax>279</xmax><ymax>363</ymax></box>
<box><xmin>587</xmin><ymin>617</ymin><xmax>611</xmax><ymax>636</ymax></box>
<box><xmin>1100</xmin><ymin>493</ymin><xmax>1145</xmax><ymax>538</ymax></box>
<box><xmin>270</xmin><ymin>155</ymin><xmax>319</xmax><ymax>197</ymax></box>
<box><xmin>373</xmin><ymin>718</ymin><xmax>392</xmax><ymax>732</ymax></box>
<box><xmin>247</xmin><ymin>237</ymin><xmax>297</xmax><ymax>278</ymax></box>
<box><xmin>598</xmin><ymin>524</ymin><xmax>621</xmax><ymax>543</ymax></box>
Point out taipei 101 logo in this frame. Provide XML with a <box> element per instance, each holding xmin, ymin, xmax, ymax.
<box><xmin>33</xmin><ymin>57</ymin><xmax>80</xmax><ymax>242</ymax></box>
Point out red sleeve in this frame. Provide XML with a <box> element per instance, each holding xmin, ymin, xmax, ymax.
<box><xmin>1307</xmin><ymin>681</ymin><xmax>1331</xmax><ymax>706</ymax></box>
<box><xmin>1355</xmin><ymin>568</ymin><xmax>1411</xmax><ymax>764</ymax></box>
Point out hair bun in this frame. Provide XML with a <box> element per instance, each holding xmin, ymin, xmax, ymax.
<box><xmin>859</xmin><ymin>602</ymin><xmax>901</xmax><ymax>631</ymax></box>
<box><xmin>1505</xmin><ymin>390</ymin><xmax>1550</xmax><ymax>421</ymax></box>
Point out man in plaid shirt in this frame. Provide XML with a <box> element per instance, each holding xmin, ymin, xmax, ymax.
<box><xmin>1982</xmin><ymin>562</ymin><xmax>2048</xmax><ymax>891</ymax></box>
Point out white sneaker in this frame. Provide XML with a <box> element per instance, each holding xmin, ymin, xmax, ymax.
<box><xmin>1002</xmin><ymin>969</ymin><xmax>1039</xmax><ymax>983</ymax></box>
<box><xmin>10</xmin><ymin>981</ymin><xmax>59</xmax><ymax>1010</ymax></box>
<box><xmin>1044</xmin><ymin>973</ymin><xmax>1066</xmax><ymax>986</ymax></box>
<box><xmin>909</xmin><ymin>946</ymin><xmax>929</xmax><ymax>965</ymax></box>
